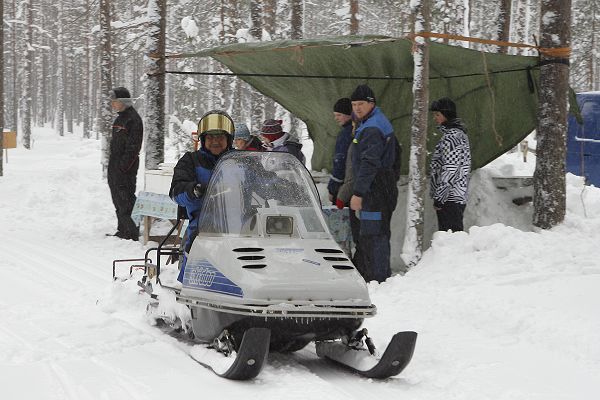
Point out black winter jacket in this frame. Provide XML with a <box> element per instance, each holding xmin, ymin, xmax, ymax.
<box><xmin>108</xmin><ymin>106</ymin><xmax>143</xmax><ymax>176</ymax></box>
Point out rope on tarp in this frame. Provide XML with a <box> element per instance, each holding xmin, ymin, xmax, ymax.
<box><xmin>480</xmin><ymin>51</ymin><xmax>503</xmax><ymax>147</ymax></box>
<box><xmin>409</xmin><ymin>31</ymin><xmax>571</xmax><ymax>59</ymax></box>
<box><xmin>158</xmin><ymin>66</ymin><xmax>538</xmax><ymax>81</ymax></box>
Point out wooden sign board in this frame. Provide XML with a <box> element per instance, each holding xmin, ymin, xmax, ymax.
<box><xmin>2</xmin><ymin>132</ymin><xmax>17</xmax><ymax>149</ymax></box>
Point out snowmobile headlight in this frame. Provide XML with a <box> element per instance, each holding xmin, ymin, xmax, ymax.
<box><xmin>266</xmin><ymin>216</ymin><xmax>293</xmax><ymax>235</ymax></box>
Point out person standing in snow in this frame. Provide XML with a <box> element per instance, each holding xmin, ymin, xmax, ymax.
<box><xmin>328</xmin><ymin>98</ymin><xmax>354</xmax><ymax>206</ymax></box>
<box><xmin>233</xmin><ymin>123</ymin><xmax>264</xmax><ymax>151</ymax></box>
<box><xmin>349</xmin><ymin>84</ymin><xmax>401</xmax><ymax>283</ymax></box>
<box><xmin>429</xmin><ymin>97</ymin><xmax>471</xmax><ymax>232</ymax></box>
<box><xmin>107</xmin><ymin>87</ymin><xmax>143</xmax><ymax>241</ymax></box>
<box><xmin>259</xmin><ymin>119</ymin><xmax>306</xmax><ymax>165</ymax></box>
<box><xmin>169</xmin><ymin>110</ymin><xmax>234</xmax><ymax>282</ymax></box>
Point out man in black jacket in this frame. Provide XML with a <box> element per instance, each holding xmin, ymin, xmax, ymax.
<box><xmin>107</xmin><ymin>87</ymin><xmax>143</xmax><ymax>240</ymax></box>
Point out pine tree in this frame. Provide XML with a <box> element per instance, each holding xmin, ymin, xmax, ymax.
<box><xmin>82</xmin><ymin>0</ymin><xmax>92</xmax><ymax>139</ymax></box>
<box><xmin>0</xmin><ymin>0</ymin><xmax>4</xmax><ymax>176</ymax></box>
<box><xmin>6</xmin><ymin>0</ymin><xmax>18</xmax><ymax>133</ymax></box>
<box><xmin>571</xmin><ymin>0</ymin><xmax>600</xmax><ymax>91</ymax></box>
<box><xmin>533</xmin><ymin>0</ymin><xmax>571</xmax><ymax>229</ymax></box>
<box><xmin>350</xmin><ymin>0</ymin><xmax>359</xmax><ymax>34</ymax></box>
<box><xmin>21</xmin><ymin>0</ymin><xmax>34</xmax><ymax>150</ymax></box>
<box><xmin>498</xmin><ymin>0</ymin><xmax>511</xmax><ymax>53</ymax></box>
<box><xmin>144</xmin><ymin>0</ymin><xmax>167</xmax><ymax>170</ymax></box>
<box><xmin>250</xmin><ymin>0</ymin><xmax>265</xmax><ymax>131</ymax></box>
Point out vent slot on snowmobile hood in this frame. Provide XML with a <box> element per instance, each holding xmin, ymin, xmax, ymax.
<box><xmin>332</xmin><ymin>264</ymin><xmax>354</xmax><ymax>270</ymax></box>
<box><xmin>233</xmin><ymin>247</ymin><xmax>264</xmax><ymax>252</ymax></box>
<box><xmin>315</xmin><ymin>248</ymin><xmax>344</xmax><ymax>254</ymax></box>
<box><xmin>242</xmin><ymin>264</ymin><xmax>267</xmax><ymax>269</ymax></box>
<box><xmin>237</xmin><ymin>255</ymin><xmax>266</xmax><ymax>261</ymax></box>
<box><xmin>323</xmin><ymin>256</ymin><xmax>349</xmax><ymax>262</ymax></box>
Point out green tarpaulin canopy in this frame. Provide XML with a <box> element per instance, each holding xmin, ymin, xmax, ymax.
<box><xmin>176</xmin><ymin>35</ymin><xmax>539</xmax><ymax>173</ymax></box>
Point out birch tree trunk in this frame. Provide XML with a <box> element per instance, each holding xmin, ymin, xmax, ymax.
<box><xmin>402</xmin><ymin>0</ymin><xmax>430</xmax><ymax>269</ymax></box>
<box><xmin>533</xmin><ymin>0</ymin><xmax>571</xmax><ymax>229</ymax></box>
<box><xmin>99</xmin><ymin>0</ymin><xmax>113</xmax><ymax>175</ymax></box>
<box><xmin>21</xmin><ymin>0</ymin><xmax>34</xmax><ymax>149</ymax></box>
<box><xmin>144</xmin><ymin>0</ymin><xmax>166</xmax><ymax>170</ymax></box>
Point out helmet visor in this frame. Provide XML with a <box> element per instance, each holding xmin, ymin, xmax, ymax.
<box><xmin>199</xmin><ymin>113</ymin><xmax>234</xmax><ymax>136</ymax></box>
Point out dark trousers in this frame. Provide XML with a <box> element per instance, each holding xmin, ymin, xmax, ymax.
<box><xmin>349</xmin><ymin>210</ymin><xmax>366</xmax><ymax>279</ymax></box>
<box><xmin>108</xmin><ymin>172</ymin><xmax>139</xmax><ymax>239</ymax></box>
<box><xmin>350</xmin><ymin>207</ymin><xmax>392</xmax><ymax>283</ymax></box>
<box><xmin>436</xmin><ymin>202</ymin><xmax>466</xmax><ymax>232</ymax></box>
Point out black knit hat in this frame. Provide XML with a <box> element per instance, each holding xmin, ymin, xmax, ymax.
<box><xmin>109</xmin><ymin>87</ymin><xmax>131</xmax><ymax>100</ymax></box>
<box><xmin>350</xmin><ymin>84</ymin><xmax>376</xmax><ymax>103</ymax></box>
<box><xmin>430</xmin><ymin>97</ymin><xmax>457</xmax><ymax>121</ymax></box>
<box><xmin>333</xmin><ymin>98</ymin><xmax>352</xmax><ymax>115</ymax></box>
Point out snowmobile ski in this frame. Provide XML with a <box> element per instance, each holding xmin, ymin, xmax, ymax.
<box><xmin>316</xmin><ymin>331</ymin><xmax>417</xmax><ymax>379</ymax></box>
<box><xmin>190</xmin><ymin>327</ymin><xmax>271</xmax><ymax>380</ymax></box>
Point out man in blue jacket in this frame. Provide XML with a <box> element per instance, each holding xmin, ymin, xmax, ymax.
<box><xmin>349</xmin><ymin>85</ymin><xmax>400</xmax><ymax>283</ymax></box>
<box><xmin>169</xmin><ymin>110</ymin><xmax>234</xmax><ymax>282</ymax></box>
<box><xmin>327</xmin><ymin>97</ymin><xmax>354</xmax><ymax>206</ymax></box>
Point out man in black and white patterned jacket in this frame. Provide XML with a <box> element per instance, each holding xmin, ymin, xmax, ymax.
<box><xmin>429</xmin><ymin>97</ymin><xmax>471</xmax><ymax>232</ymax></box>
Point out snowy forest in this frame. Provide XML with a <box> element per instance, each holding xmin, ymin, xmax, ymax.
<box><xmin>1</xmin><ymin>2</ymin><xmax>599</xmax><ymax>396</ymax></box>
<box><xmin>0</xmin><ymin>0</ymin><xmax>597</xmax><ymax>154</ymax></box>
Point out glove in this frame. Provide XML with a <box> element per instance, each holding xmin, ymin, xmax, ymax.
<box><xmin>335</xmin><ymin>198</ymin><xmax>345</xmax><ymax>209</ymax></box>
<box><xmin>192</xmin><ymin>183</ymin><xmax>205</xmax><ymax>198</ymax></box>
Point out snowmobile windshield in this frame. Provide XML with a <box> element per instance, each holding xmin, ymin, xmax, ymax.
<box><xmin>196</xmin><ymin>151</ymin><xmax>329</xmax><ymax>239</ymax></box>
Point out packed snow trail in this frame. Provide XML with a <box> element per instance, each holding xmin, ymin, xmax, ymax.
<box><xmin>1</xmin><ymin>128</ymin><xmax>599</xmax><ymax>399</ymax></box>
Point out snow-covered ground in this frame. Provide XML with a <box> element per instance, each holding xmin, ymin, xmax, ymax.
<box><xmin>1</xmin><ymin>127</ymin><xmax>599</xmax><ymax>399</ymax></box>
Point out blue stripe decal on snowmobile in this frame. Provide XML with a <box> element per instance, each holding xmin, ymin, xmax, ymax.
<box><xmin>182</xmin><ymin>259</ymin><xmax>243</xmax><ymax>297</ymax></box>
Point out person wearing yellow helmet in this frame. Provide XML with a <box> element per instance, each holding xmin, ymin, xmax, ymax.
<box><xmin>169</xmin><ymin>110</ymin><xmax>234</xmax><ymax>282</ymax></box>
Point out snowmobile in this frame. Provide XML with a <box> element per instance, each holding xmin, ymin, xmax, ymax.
<box><xmin>113</xmin><ymin>151</ymin><xmax>417</xmax><ymax>380</ymax></box>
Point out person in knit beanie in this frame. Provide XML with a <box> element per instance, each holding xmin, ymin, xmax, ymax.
<box><xmin>328</xmin><ymin>97</ymin><xmax>354</xmax><ymax>205</ymax></box>
<box><xmin>233</xmin><ymin>123</ymin><xmax>264</xmax><ymax>151</ymax></box>
<box><xmin>429</xmin><ymin>97</ymin><xmax>471</xmax><ymax>232</ymax></box>
<box><xmin>348</xmin><ymin>84</ymin><xmax>400</xmax><ymax>283</ymax></box>
<box><xmin>259</xmin><ymin>119</ymin><xmax>305</xmax><ymax>164</ymax></box>
<box><xmin>107</xmin><ymin>86</ymin><xmax>143</xmax><ymax>241</ymax></box>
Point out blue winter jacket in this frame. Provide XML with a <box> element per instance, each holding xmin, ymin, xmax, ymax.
<box><xmin>351</xmin><ymin>107</ymin><xmax>397</xmax><ymax>198</ymax></box>
<box><xmin>169</xmin><ymin>148</ymin><xmax>224</xmax><ymax>253</ymax></box>
<box><xmin>327</xmin><ymin>120</ymin><xmax>353</xmax><ymax>198</ymax></box>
